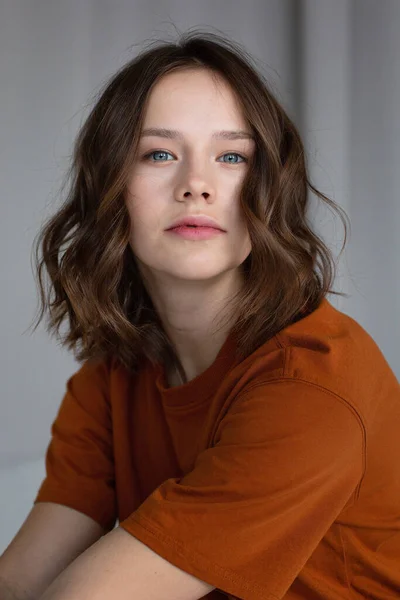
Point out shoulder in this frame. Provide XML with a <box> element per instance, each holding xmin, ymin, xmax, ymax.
<box><xmin>220</xmin><ymin>298</ymin><xmax>387</xmax><ymax>442</ymax></box>
<box><xmin>233</xmin><ymin>298</ymin><xmax>382</xmax><ymax>402</ymax></box>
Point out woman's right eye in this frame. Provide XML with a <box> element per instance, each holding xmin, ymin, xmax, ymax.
<box><xmin>143</xmin><ymin>150</ymin><xmax>174</xmax><ymax>162</ymax></box>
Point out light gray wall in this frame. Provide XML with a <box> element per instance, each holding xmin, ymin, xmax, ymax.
<box><xmin>1</xmin><ymin>0</ymin><xmax>399</xmax><ymax>553</ymax></box>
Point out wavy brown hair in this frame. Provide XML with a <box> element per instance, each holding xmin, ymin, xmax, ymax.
<box><xmin>28</xmin><ymin>28</ymin><xmax>351</xmax><ymax>382</ymax></box>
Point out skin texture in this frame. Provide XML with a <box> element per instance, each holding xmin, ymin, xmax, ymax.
<box><xmin>125</xmin><ymin>67</ymin><xmax>254</xmax><ymax>384</ymax></box>
<box><xmin>40</xmin><ymin>527</ymin><xmax>216</xmax><ymax>600</ymax></box>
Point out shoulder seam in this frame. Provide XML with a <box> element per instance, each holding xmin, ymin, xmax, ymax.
<box><xmin>238</xmin><ymin>376</ymin><xmax>367</xmax><ymax>500</ymax></box>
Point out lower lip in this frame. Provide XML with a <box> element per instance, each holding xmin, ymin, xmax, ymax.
<box><xmin>166</xmin><ymin>226</ymin><xmax>225</xmax><ymax>240</ymax></box>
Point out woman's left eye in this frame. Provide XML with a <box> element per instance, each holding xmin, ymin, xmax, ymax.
<box><xmin>143</xmin><ymin>151</ymin><xmax>247</xmax><ymax>163</ymax></box>
<box><xmin>218</xmin><ymin>153</ymin><xmax>247</xmax><ymax>164</ymax></box>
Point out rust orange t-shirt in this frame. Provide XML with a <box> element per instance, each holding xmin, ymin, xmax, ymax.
<box><xmin>34</xmin><ymin>297</ymin><xmax>400</xmax><ymax>599</ymax></box>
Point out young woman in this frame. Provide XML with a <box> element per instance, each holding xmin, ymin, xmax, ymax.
<box><xmin>1</xmin><ymin>30</ymin><xmax>399</xmax><ymax>600</ymax></box>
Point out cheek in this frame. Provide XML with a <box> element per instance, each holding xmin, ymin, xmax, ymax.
<box><xmin>126</xmin><ymin>172</ymin><xmax>169</xmax><ymax>213</ymax></box>
<box><xmin>236</xmin><ymin>215</ymin><xmax>252</xmax><ymax>255</ymax></box>
<box><xmin>125</xmin><ymin>179</ymin><xmax>154</xmax><ymax>224</ymax></box>
<box><xmin>125</xmin><ymin>170</ymin><xmax>156</xmax><ymax>201</ymax></box>
<box><xmin>125</xmin><ymin>196</ymin><xmax>163</xmax><ymax>255</ymax></box>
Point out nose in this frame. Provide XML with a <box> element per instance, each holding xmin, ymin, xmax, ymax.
<box><xmin>182</xmin><ymin>190</ymin><xmax>210</xmax><ymax>200</ymax></box>
<box><xmin>176</xmin><ymin>173</ymin><xmax>215</xmax><ymax>203</ymax></box>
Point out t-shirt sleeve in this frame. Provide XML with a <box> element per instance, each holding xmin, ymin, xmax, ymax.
<box><xmin>119</xmin><ymin>379</ymin><xmax>364</xmax><ymax>600</ymax></box>
<box><xmin>33</xmin><ymin>357</ymin><xmax>117</xmax><ymax>532</ymax></box>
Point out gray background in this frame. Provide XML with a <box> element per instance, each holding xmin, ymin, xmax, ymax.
<box><xmin>1</xmin><ymin>0</ymin><xmax>399</xmax><ymax>553</ymax></box>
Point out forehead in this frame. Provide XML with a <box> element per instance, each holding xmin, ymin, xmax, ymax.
<box><xmin>143</xmin><ymin>68</ymin><xmax>248</xmax><ymax>125</ymax></box>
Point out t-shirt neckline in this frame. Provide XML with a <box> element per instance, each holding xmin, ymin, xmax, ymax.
<box><xmin>154</xmin><ymin>330</ymin><xmax>238</xmax><ymax>410</ymax></box>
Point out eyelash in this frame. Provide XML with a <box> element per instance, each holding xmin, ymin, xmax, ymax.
<box><xmin>142</xmin><ymin>150</ymin><xmax>248</xmax><ymax>164</ymax></box>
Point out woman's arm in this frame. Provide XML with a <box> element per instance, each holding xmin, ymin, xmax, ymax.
<box><xmin>0</xmin><ymin>502</ymin><xmax>105</xmax><ymax>600</ymax></box>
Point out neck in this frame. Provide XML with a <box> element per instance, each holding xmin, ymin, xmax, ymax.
<box><xmin>139</xmin><ymin>265</ymin><xmax>244</xmax><ymax>384</ymax></box>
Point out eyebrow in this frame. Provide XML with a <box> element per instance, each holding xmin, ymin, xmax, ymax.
<box><xmin>140</xmin><ymin>127</ymin><xmax>255</xmax><ymax>141</ymax></box>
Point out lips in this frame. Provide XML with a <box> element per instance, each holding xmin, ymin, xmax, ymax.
<box><xmin>166</xmin><ymin>215</ymin><xmax>226</xmax><ymax>231</ymax></box>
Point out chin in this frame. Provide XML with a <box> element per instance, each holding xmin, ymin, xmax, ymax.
<box><xmin>167</xmin><ymin>264</ymin><xmax>241</xmax><ymax>282</ymax></box>
<box><xmin>171</xmin><ymin>270</ymin><xmax>225</xmax><ymax>282</ymax></box>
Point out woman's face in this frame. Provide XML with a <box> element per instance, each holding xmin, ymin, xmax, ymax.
<box><xmin>125</xmin><ymin>68</ymin><xmax>254</xmax><ymax>285</ymax></box>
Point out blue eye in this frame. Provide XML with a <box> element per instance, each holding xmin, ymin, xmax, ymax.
<box><xmin>143</xmin><ymin>151</ymin><xmax>247</xmax><ymax>163</ymax></box>
<box><xmin>145</xmin><ymin>150</ymin><xmax>174</xmax><ymax>162</ymax></box>
<box><xmin>218</xmin><ymin>153</ymin><xmax>246</xmax><ymax>164</ymax></box>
